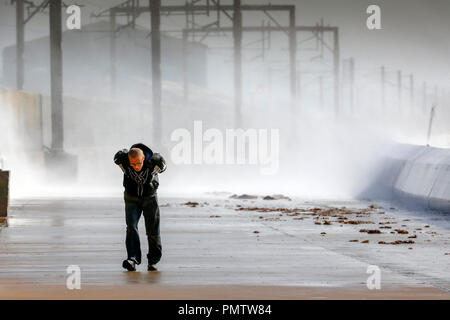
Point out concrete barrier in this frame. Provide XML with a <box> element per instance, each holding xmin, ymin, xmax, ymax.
<box><xmin>0</xmin><ymin>88</ymin><xmax>43</xmax><ymax>152</ymax></box>
<box><xmin>362</xmin><ymin>144</ymin><xmax>450</xmax><ymax>213</ymax></box>
<box><xmin>0</xmin><ymin>170</ymin><xmax>9</xmax><ymax>217</ymax></box>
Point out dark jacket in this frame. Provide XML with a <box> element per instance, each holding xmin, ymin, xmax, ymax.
<box><xmin>114</xmin><ymin>143</ymin><xmax>166</xmax><ymax>199</ymax></box>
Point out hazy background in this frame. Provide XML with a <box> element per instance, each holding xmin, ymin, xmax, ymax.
<box><xmin>0</xmin><ymin>0</ymin><xmax>449</xmax><ymax>199</ymax></box>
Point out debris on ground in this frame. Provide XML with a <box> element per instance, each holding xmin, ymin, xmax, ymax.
<box><xmin>378</xmin><ymin>240</ymin><xmax>415</xmax><ymax>245</ymax></box>
<box><xmin>253</xmin><ymin>230</ymin><xmax>260</xmax><ymax>234</ymax></box>
<box><xmin>263</xmin><ymin>217</ymin><xmax>282</xmax><ymax>221</ymax></box>
<box><xmin>235</xmin><ymin>206</ymin><xmax>382</xmax><ymax>218</ymax></box>
<box><xmin>209</xmin><ymin>215</ymin><xmax>221</xmax><ymax>218</ymax></box>
<box><xmin>359</xmin><ymin>229</ymin><xmax>381</xmax><ymax>234</ymax></box>
<box><xmin>236</xmin><ymin>207</ymin><xmax>301</xmax><ymax>214</ymax></box>
<box><xmin>233</xmin><ymin>203</ymin><xmax>430</xmax><ymax>247</ymax></box>
<box><xmin>286</xmin><ymin>212</ymin><xmax>300</xmax><ymax>216</ymax></box>
<box><xmin>345</xmin><ymin>220</ymin><xmax>374</xmax><ymax>225</ymax></box>
<box><xmin>183</xmin><ymin>201</ymin><xmax>199</xmax><ymax>207</ymax></box>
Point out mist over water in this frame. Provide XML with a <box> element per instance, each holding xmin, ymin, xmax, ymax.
<box><xmin>0</xmin><ymin>0</ymin><xmax>449</xmax><ymax>200</ymax></box>
<box><xmin>2</xmin><ymin>81</ymin><xmax>448</xmax><ymax>200</ymax></box>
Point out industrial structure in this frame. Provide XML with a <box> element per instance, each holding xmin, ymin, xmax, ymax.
<box><xmin>3</xmin><ymin>21</ymin><xmax>208</xmax><ymax>97</ymax></box>
<box><xmin>9</xmin><ymin>0</ymin><xmax>341</xmax><ymax>150</ymax></box>
<box><xmin>3</xmin><ymin>0</ymin><xmax>446</xmax><ymax>168</ymax></box>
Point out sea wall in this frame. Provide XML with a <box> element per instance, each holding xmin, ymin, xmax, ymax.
<box><xmin>363</xmin><ymin>144</ymin><xmax>450</xmax><ymax>212</ymax></box>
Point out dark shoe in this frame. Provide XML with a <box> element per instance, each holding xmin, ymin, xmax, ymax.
<box><xmin>147</xmin><ymin>264</ymin><xmax>158</xmax><ymax>271</ymax></box>
<box><xmin>122</xmin><ymin>259</ymin><xmax>136</xmax><ymax>271</ymax></box>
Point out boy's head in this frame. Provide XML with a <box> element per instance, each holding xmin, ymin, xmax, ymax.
<box><xmin>128</xmin><ymin>148</ymin><xmax>145</xmax><ymax>172</ymax></box>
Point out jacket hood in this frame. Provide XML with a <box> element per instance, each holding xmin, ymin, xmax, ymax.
<box><xmin>130</xmin><ymin>143</ymin><xmax>153</xmax><ymax>160</ymax></box>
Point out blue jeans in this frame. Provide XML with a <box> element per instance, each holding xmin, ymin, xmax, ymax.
<box><xmin>124</xmin><ymin>195</ymin><xmax>162</xmax><ymax>265</ymax></box>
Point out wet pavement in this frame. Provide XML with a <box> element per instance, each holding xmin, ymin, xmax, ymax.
<box><xmin>0</xmin><ymin>195</ymin><xmax>449</xmax><ymax>299</ymax></box>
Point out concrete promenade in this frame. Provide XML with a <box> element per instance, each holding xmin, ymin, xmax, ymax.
<box><xmin>0</xmin><ymin>196</ymin><xmax>449</xmax><ymax>299</ymax></box>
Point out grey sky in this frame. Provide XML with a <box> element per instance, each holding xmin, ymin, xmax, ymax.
<box><xmin>0</xmin><ymin>0</ymin><xmax>449</xmax><ymax>87</ymax></box>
